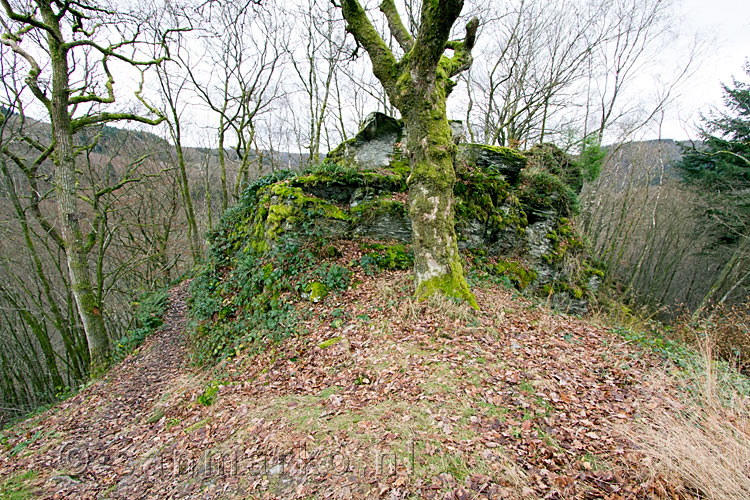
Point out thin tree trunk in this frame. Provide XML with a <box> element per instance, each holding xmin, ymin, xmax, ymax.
<box><xmin>44</xmin><ymin>14</ymin><xmax>110</xmax><ymax>372</ymax></box>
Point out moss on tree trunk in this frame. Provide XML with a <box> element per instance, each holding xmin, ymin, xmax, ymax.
<box><xmin>340</xmin><ymin>0</ymin><xmax>479</xmax><ymax>306</ymax></box>
<box><xmin>403</xmin><ymin>87</ymin><xmax>477</xmax><ymax>306</ymax></box>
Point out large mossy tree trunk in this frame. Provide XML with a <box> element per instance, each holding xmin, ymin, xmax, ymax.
<box><xmin>340</xmin><ymin>0</ymin><xmax>479</xmax><ymax>307</ymax></box>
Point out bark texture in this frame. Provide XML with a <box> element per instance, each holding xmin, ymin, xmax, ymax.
<box><xmin>341</xmin><ymin>0</ymin><xmax>478</xmax><ymax>306</ymax></box>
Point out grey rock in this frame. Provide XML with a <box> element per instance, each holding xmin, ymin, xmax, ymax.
<box><xmin>457</xmin><ymin>219</ymin><xmax>486</xmax><ymax>249</ymax></box>
<box><xmin>449</xmin><ymin>120</ymin><xmax>466</xmax><ymax>143</ymax></box>
<box><xmin>352</xmin><ymin>112</ymin><xmax>403</xmax><ymax>169</ymax></box>
<box><xmin>456</xmin><ymin>144</ymin><xmax>526</xmax><ymax>185</ymax></box>
<box><xmin>353</xmin><ymin>211</ymin><xmax>412</xmax><ymax>242</ymax></box>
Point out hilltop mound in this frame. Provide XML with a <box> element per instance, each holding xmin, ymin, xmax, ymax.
<box><xmin>1</xmin><ymin>269</ymin><xmax>683</xmax><ymax>499</ymax></box>
<box><xmin>4</xmin><ymin>117</ymin><xmax>746</xmax><ymax>499</ymax></box>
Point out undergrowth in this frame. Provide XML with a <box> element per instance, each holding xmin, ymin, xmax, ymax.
<box><xmin>189</xmin><ymin>171</ymin><xmax>355</xmax><ymax>365</ymax></box>
<box><xmin>0</xmin><ymin>470</ymin><xmax>37</xmax><ymax>499</ymax></box>
<box><xmin>627</xmin><ymin>337</ymin><xmax>750</xmax><ymax>499</ymax></box>
<box><xmin>189</xmin><ymin>235</ymin><xmax>351</xmax><ymax>364</ymax></box>
<box><xmin>112</xmin><ymin>288</ymin><xmax>170</xmax><ymax>362</ymax></box>
<box><xmin>599</xmin><ymin>299</ymin><xmax>750</xmax><ymax>498</ymax></box>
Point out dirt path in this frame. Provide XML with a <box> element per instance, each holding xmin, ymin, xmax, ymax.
<box><xmin>0</xmin><ymin>281</ymin><xmax>192</xmax><ymax>499</ymax></box>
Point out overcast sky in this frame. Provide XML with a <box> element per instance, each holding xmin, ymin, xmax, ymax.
<box><xmin>660</xmin><ymin>0</ymin><xmax>750</xmax><ymax>140</ymax></box>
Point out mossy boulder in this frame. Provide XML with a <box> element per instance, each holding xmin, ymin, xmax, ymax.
<box><xmin>215</xmin><ymin>113</ymin><xmax>601</xmax><ymax>314</ymax></box>
<box><xmin>456</xmin><ymin>144</ymin><xmax>527</xmax><ymax>185</ymax></box>
<box><xmin>351</xmin><ymin>197</ymin><xmax>411</xmax><ymax>242</ymax></box>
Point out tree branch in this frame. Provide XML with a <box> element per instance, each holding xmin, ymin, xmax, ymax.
<box><xmin>63</xmin><ymin>39</ymin><xmax>165</xmax><ymax>66</ymax></box>
<box><xmin>69</xmin><ymin>57</ymin><xmax>115</xmax><ymax>105</ymax></box>
<box><xmin>0</xmin><ymin>0</ymin><xmax>60</xmax><ymax>40</ymax></box>
<box><xmin>379</xmin><ymin>0</ymin><xmax>413</xmax><ymax>52</ymax></box>
<box><xmin>70</xmin><ymin>68</ymin><xmax>164</xmax><ymax>132</ymax></box>
<box><xmin>0</xmin><ymin>29</ymin><xmax>51</xmax><ymax>109</ymax></box>
<box><xmin>339</xmin><ymin>0</ymin><xmax>398</xmax><ymax>94</ymax></box>
<box><xmin>441</xmin><ymin>17</ymin><xmax>478</xmax><ymax>77</ymax></box>
<box><xmin>411</xmin><ymin>0</ymin><xmax>464</xmax><ymax>75</ymax></box>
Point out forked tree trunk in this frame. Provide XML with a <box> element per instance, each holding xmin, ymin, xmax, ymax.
<box><xmin>340</xmin><ymin>0</ymin><xmax>479</xmax><ymax>306</ymax></box>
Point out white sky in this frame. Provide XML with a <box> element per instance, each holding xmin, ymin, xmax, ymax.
<box><xmin>659</xmin><ymin>0</ymin><xmax>750</xmax><ymax>140</ymax></box>
<box><xmin>4</xmin><ymin>0</ymin><xmax>749</xmax><ymax>146</ymax></box>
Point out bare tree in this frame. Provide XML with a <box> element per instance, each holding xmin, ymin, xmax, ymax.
<box><xmin>288</xmin><ymin>0</ymin><xmax>349</xmax><ymax>165</ymax></box>
<box><xmin>1</xmin><ymin>0</ymin><xmax>164</xmax><ymax>371</ymax></box>
<box><xmin>185</xmin><ymin>1</ymin><xmax>287</xmax><ymax>202</ymax></box>
<box><xmin>339</xmin><ymin>0</ymin><xmax>480</xmax><ymax>306</ymax></box>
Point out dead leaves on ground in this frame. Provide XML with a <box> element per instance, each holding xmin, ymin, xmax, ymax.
<box><xmin>0</xmin><ymin>249</ymin><xmax>685</xmax><ymax>499</ymax></box>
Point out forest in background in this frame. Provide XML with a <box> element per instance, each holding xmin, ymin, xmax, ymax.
<box><xmin>0</xmin><ymin>0</ymin><xmax>747</xmax><ymax>423</ymax></box>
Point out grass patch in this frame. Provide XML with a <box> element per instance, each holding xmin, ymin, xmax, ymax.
<box><xmin>185</xmin><ymin>417</ymin><xmax>212</xmax><ymax>433</ymax></box>
<box><xmin>9</xmin><ymin>430</ymin><xmax>43</xmax><ymax>457</ymax></box>
<box><xmin>0</xmin><ymin>470</ymin><xmax>37</xmax><ymax>499</ymax></box>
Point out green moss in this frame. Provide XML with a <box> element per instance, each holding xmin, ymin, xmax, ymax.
<box><xmin>305</xmin><ymin>282</ymin><xmax>329</xmax><ymax>303</ymax></box>
<box><xmin>294</xmin><ymin>160</ymin><xmax>409</xmax><ymax>195</ymax></box>
<box><xmin>517</xmin><ymin>166</ymin><xmax>579</xmax><ymax>216</ymax></box>
<box><xmin>460</xmin><ymin>144</ymin><xmax>528</xmax><ymax>174</ymax></box>
<box><xmin>350</xmin><ymin>197</ymin><xmax>407</xmax><ymax>219</ymax></box>
<box><xmin>0</xmin><ymin>470</ymin><xmax>37</xmax><ymax>500</ymax></box>
<box><xmin>246</xmin><ymin>181</ymin><xmax>349</xmax><ymax>252</ymax></box>
<box><xmin>388</xmin><ymin>159</ymin><xmax>410</xmax><ymax>179</ymax></box>
<box><xmin>185</xmin><ymin>417</ymin><xmax>212</xmax><ymax>433</ymax></box>
<box><xmin>360</xmin><ymin>243</ymin><xmax>414</xmax><ymax>272</ymax></box>
<box><xmin>543</xmin><ymin>218</ymin><xmax>585</xmax><ymax>263</ymax></box>
<box><xmin>318</xmin><ymin>337</ymin><xmax>342</xmax><ymax>349</ymax></box>
<box><xmin>324</xmin><ymin>138</ymin><xmax>357</xmax><ymax>165</ymax></box>
<box><xmin>145</xmin><ymin>407</ymin><xmax>165</xmax><ymax>424</ymax></box>
<box><xmin>416</xmin><ymin>268</ymin><xmax>479</xmax><ymax>309</ymax></box>
<box><xmin>490</xmin><ymin>258</ymin><xmax>538</xmax><ymax>290</ymax></box>
<box><xmin>453</xmin><ymin>161</ymin><xmax>529</xmax><ymax>236</ymax></box>
<box><xmin>526</xmin><ymin>143</ymin><xmax>583</xmax><ymax>194</ymax></box>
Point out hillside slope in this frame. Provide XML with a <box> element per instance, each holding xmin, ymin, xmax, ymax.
<box><xmin>1</xmin><ymin>265</ymin><xmax>691</xmax><ymax>499</ymax></box>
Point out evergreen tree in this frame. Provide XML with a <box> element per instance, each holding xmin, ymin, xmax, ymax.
<box><xmin>680</xmin><ymin>62</ymin><xmax>750</xmax><ymax>244</ymax></box>
<box><xmin>679</xmin><ymin>62</ymin><xmax>750</xmax><ymax>313</ymax></box>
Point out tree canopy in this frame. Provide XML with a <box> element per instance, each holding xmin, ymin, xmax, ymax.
<box><xmin>680</xmin><ymin>62</ymin><xmax>750</xmax><ymax>245</ymax></box>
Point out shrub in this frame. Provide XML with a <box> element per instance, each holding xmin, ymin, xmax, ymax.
<box><xmin>359</xmin><ymin>243</ymin><xmax>414</xmax><ymax>274</ymax></box>
<box><xmin>525</xmin><ymin>143</ymin><xmax>584</xmax><ymax>194</ymax></box>
<box><xmin>112</xmin><ymin>288</ymin><xmax>169</xmax><ymax>362</ymax></box>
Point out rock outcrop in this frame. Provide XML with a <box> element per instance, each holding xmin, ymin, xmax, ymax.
<box><xmin>227</xmin><ymin>113</ymin><xmax>601</xmax><ymax>313</ymax></box>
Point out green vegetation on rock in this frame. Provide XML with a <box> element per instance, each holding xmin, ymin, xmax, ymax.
<box><xmin>112</xmin><ymin>288</ymin><xmax>169</xmax><ymax>362</ymax></box>
<box><xmin>490</xmin><ymin>258</ymin><xmax>538</xmax><ymax>290</ymax></box>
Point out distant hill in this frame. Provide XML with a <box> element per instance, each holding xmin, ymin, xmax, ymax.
<box><xmin>602</xmin><ymin>138</ymin><xmax>703</xmax><ymax>186</ymax></box>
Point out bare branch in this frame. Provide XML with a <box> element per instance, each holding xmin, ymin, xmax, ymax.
<box><xmin>0</xmin><ymin>26</ymin><xmax>51</xmax><ymax>108</ymax></box>
<box><xmin>339</xmin><ymin>0</ymin><xmax>398</xmax><ymax>93</ymax></box>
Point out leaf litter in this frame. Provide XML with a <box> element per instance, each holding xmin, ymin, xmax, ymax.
<box><xmin>0</xmin><ymin>245</ymin><xmax>697</xmax><ymax>499</ymax></box>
